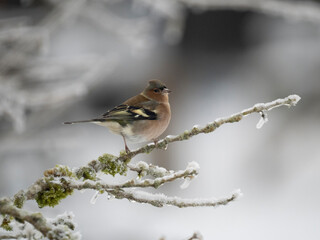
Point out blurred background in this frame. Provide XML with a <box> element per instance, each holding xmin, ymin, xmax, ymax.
<box><xmin>0</xmin><ymin>0</ymin><xmax>320</xmax><ymax>239</ymax></box>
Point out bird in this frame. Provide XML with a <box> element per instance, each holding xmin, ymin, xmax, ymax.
<box><xmin>64</xmin><ymin>80</ymin><xmax>171</xmax><ymax>153</ymax></box>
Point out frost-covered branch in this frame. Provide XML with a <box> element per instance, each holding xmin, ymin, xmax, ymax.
<box><xmin>0</xmin><ymin>161</ymin><xmax>237</xmax><ymax>239</ymax></box>
<box><xmin>70</xmin><ymin>161</ymin><xmax>199</xmax><ymax>191</ymax></box>
<box><xmin>108</xmin><ymin>189</ymin><xmax>242</xmax><ymax>208</ymax></box>
<box><xmin>0</xmin><ymin>198</ymin><xmax>80</xmax><ymax>240</ymax></box>
<box><xmin>0</xmin><ymin>198</ymin><xmax>51</xmax><ymax>236</ymax></box>
<box><xmin>0</xmin><ymin>95</ymin><xmax>300</xmax><ymax>239</ymax></box>
<box><xmin>16</xmin><ymin>160</ymin><xmax>216</xmax><ymax>207</ymax></box>
<box><xmin>119</xmin><ymin>94</ymin><xmax>301</xmax><ymax>162</ymax></box>
<box><xmin>0</xmin><ymin>234</ymin><xmax>26</xmax><ymax>240</ymax></box>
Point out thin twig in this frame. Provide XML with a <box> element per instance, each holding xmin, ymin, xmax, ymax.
<box><xmin>0</xmin><ymin>198</ymin><xmax>51</xmax><ymax>237</ymax></box>
<box><xmin>69</xmin><ymin>164</ymin><xmax>198</xmax><ymax>190</ymax></box>
<box><xmin>107</xmin><ymin>189</ymin><xmax>242</xmax><ymax>208</ymax></box>
<box><xmin>120</xmin><ymin>94</ymin><xmax>301</xmax><ymax>163</ymax></box>
<box><xmin>0</xmin><ymin>234</ymin><xmax>27</xmax><ymax>240</ymax></box>
<box><xmin>0</xmin><ymin>95</ymin><xmax>300</xmax><ymax>239</ymax></box>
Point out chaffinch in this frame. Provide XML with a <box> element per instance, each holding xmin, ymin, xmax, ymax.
<box><xmin>64</xmin><ymin>80</ymin><xmax>171</xmax><ymax>153</ymax></box>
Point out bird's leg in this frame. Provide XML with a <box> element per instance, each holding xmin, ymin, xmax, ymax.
<box><xmin>121</xmin><ymin>134</ymin><xmax>130</xmax><ymax>153</ymax></box>
<box><xmin>153</xmin><ymin>139</ymin><xmax>158</xmax><ymax>147</ymax></box>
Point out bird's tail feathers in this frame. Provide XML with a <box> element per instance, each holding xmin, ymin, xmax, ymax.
<box><xmin>63</xmin><ymin>119</ymin><xmax>102</xmax><ymax>124</ymax></box>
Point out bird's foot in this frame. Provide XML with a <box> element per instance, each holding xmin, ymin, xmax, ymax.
<box><xmin>125</xmin><ymin>145</ymin><xmax>131</xmax><ymax>154</ymax></box>
<box><xmin>153</xmin><ymin>139</ymin><xmax>158</xmax><ymax>146</ymax></box>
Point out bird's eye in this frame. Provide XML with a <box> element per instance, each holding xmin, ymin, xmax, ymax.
<box><xmin>154</xmin><ymin>89</ymin><xmax>160</xmax><ymax>93</ymax></box>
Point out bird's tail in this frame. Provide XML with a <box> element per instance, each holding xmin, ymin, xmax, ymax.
<box><xmin>63</xmin><ymin>119</ymin><xmax>101</xmax><ymax>124</ymax></box>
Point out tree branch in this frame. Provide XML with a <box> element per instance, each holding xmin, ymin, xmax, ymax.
<box><xmin>0</xmin><ymin>94</ymin><xmax>300</xmax><ymax>239</ymax></box>
<box><xmin>0</xmin><ymin>198</ymin><xmax>51</xmax><ymax>237</ymax></box>
<box><xmin>69</xmin><ymin>161</ymin><xmax>199</xmax><ymax>191</ymax></box>
<box><xmin>0</xmin><ymin>234</ymin><xmax>27</xmax><ymax>240</ymax></box>
<box><xmin>119</xmin><ymin>94</ymin><xmax>301</xmax><ymax>162</ymax></box>
<box><xmin>0</xmin><ymin>200</ymin><xmax>80</xmax><ymax>240</ymax></box>
<box><xmin>108</xmin><ymin>189</ymin><xmax>242</xmax><ymax>208</ymax></box>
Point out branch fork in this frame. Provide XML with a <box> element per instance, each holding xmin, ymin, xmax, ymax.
<box><xmin>0</xmin><ymin>95</ymin><xmax>300</xmax><ymax>240</ymax></box>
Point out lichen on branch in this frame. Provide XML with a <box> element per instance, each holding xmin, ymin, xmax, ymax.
<box><xmin>0</xmin><ymin>94</ymin><xmax>300</xmax><ymax>240</ymax></box>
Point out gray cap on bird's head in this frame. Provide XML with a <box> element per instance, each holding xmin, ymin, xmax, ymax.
<box><xmin>144</xmin><ymin>80</ymin><xmax>171</xmax><ymax>93</ymax></box>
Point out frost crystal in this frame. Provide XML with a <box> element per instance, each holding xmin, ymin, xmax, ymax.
<box><xmin>180</xmin><ymin>177</ymin><xmax>192</xmax><ymax>189</ymax></box>
<box><xmin>48</xmin><ymin>212</ymin><xmax>81</xmax><ymax>240</ymax></box>
<box><xmin>90</xmin><ymin>191</ymin><xmax>100</xmax><ymax>204</ymax></box>
<box><xmin>107</xmin><ymin>193</ymin><xmax>115</xmax><ymax>200</ymax></box>
<box><xmin>136</xmin><ymin>161</ymin><xmax>149</xmax><ymax>170</ymax></box>
<box><xmin>187</xmin><ymin>161</ymin><xmax>200</xmax><ymax>173</ymax></box>
<box><xmin>256</xmin><ymin>111</ymin><xmax>268</xmax><ymax>129</ymax></box>
<box><xmin>152</xmin><ymin>166</ymin><xmax>168</xmax><ymax>176</ymax></box>
<box><xmin>288</xmin><ymin>94</ymin><xmax>301</xmax><ymax>106</ymax></box>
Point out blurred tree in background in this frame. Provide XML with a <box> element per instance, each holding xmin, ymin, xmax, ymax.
<box><xmin>0</xmin><ymin>0</ymin><xmax>319</xmax><ymax>239</ymax></box>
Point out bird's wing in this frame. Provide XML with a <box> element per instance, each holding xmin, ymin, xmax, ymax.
<box><xmin>101</xmin><ymin>104</ymin><xmax>157</xmax><ymax>121</ymax></box>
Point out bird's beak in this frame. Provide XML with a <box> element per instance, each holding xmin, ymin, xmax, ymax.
<box><xmin>163</xmin><ymin>88</ymin><xmax>172</xmax><ymax>94</ymax></box>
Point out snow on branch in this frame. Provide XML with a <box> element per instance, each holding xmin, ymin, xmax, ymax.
<box><xmin>119</xmin><ymin>94</ymin><xmax>301</xmax><ymax>163</ymax></box>
<box><xmin>0</xmin><ymin>198</ymin><xmax>80</xmax><ymax>240</ymax></box>
<box><xmin>107</xmin><ymin>189</ymin><xmax>242</xmax><ymax>208</ymax></box>
<box><xmin>0</xmin><ymin>95</ymin><xmax>300</xmax><ymax>240</ymax></box>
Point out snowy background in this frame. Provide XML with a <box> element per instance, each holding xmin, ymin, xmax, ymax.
<box><xmin>1</xmin><ymin>0</ymin><xmax>320</xmax><ymax>239</ymax></box>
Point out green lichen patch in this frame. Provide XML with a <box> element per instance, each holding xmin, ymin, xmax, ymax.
<box><xmin>119</xmin><ymin>150</ymin><xmax>127</xmax><ymax>157</ymax></box>
<box><xmin>35</xmin><ymin>181</ymin><xmax>73</xmax><ymax>208</ymax></box>
<box><xmin>44</xmin><ymin>165</ymin><xmax>73</xmax><ymax>178</ymax></box>
<box><xmin>98</xmin><ymin>153</ymin><xmax>127</xmax><ymax>176</ymax></box>
<box><xmin>153</xmin><ymin>179</ymin><xmax>162</xmax><ymax>189</ymax></box>
<box><xmin>143</xmin><ymin>145</ymin><xmax>155</xmax><ymax>154</ymax></box>
<box><xmin>1</xmin><ymin>215</ymin><xmax>13</xmax><ymax>231</ymax></box>
<box><xmin>13</xmin><ymin>193</ymin><xmax>25</xmax><ymax>209</ymax></box>
<box><xmin>75</xmin><ymin>166</ymin><xmax>96</xmax><ymax>180</ymax></box>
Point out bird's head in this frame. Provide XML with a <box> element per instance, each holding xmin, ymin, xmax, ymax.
<box><xmin>143</xmin><ymin>80</ymin><xmax>171</xmax><ymax>103</ymax></box>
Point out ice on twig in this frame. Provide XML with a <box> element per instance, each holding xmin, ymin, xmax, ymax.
<box><xmin>107</xmin><ymin>193</ymin><xmax>115</xmax><ymax>200</ymax></box>
<box><xmin>256</xmin><ymin>111</ymin><xmax>268</xmax><ymax>129</ymax></box>
<box><xmin>162</xmin><ymin>144</ymin><xmax>168</xmax><ymax>150</ymax></box>
<box><xmin>165</xmin><ymin>135</ymin><xmax>177</xmax><ymax>140</ymax></box>
<box><xmin>180</xmin><ymin>177</ymin><xmax>192</xmax><ymax>189</ymax></box>
<box><xmin>147</xmin><ymin>142</ymin><xmax>155</xmax><ymax>147</ymax></box>
<box><xmin>180</xmin><ymin>162</ymin><xmax>200</xmax><ymax>189</ymax></box>
<box><xmin>90</xmin><ymin>191</ymin><xmax>100</xmax><ymax>204</ymax></box>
